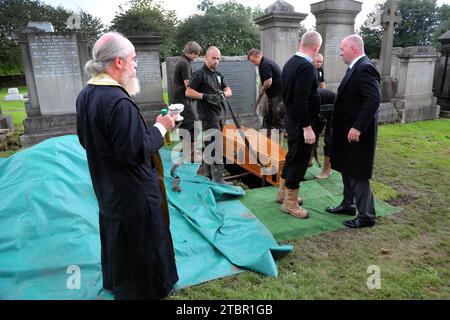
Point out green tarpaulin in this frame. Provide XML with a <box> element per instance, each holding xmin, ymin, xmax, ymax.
<box><xmin>0</xmin><ymin>135</ymin><xmax>292</xmax><ymax>300</ymax></box>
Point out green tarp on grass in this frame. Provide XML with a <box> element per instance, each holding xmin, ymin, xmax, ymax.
<box><xmin>0</xmin><ymin>135</ymin><xmax>292</xmax><ymax>300</ymax></box>
<box><xmin>241</xmin><ymin>166</ymin><xmax>402</xmax><ymax>242</ymax></box>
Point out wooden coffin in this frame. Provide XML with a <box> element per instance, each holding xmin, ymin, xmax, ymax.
<box><xmin>222</xmin><ymin>124</ymin><xmax>287</xmax><ymax>186</ymax></box>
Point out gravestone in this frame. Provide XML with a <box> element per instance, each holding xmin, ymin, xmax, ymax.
<box><xmin>311</xmin><ymin>0</ymin><xmax>362</xmax><ymax>93</ymax></box>
<box><xmin>4</xmin><ymin>88</ymin><xmax>23</xmax><ymax>102</ymax></box>
<box><xmin>128</xmin><ymin>33</ymin><xmax>166</xmax><ymax>125</ymax></box>
<box><xmin>254</xmin><ymin>1</ymin><xmax>307</xmax><ymax>69</ymax></box>
<box><xmin>166</xmin><ymin>56</ymin><xmax>259</xmax><ymax>128</ymax></box>
<box><xmin>161</xmin><ymin>61</ymin><xmax>168</xmax><ymax>92</ymax></box>
<box><xmin>165</xmin><ymin>56</ymin><xmax>181</xmax><ymax>105</ymax></box>
<box><xmin>433</xmin><ymin>30</ymin><xmax>450</xmax><ymax>118</ymax></box>
<box><xmin>0</xmin><ymin>105</ymin><xmax>14</xmax><ymax>131</ymax></box>
<box><xmin>392</xmin><ymin>46</ymin><xmax>440</xmax><ymax>123</ymax></box>
<box><xmin>14</xmin><ymin>27</ymin><xmax>89</xmax><ymax>147</ymax></box>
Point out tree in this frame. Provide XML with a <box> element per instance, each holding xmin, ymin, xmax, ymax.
<box><xmin>110</xmin><ymin>0</ymin><xmax>179</xmax><ymax>60</ymax></box>
<box><xmin>433</xmin><ymin>4</ymin><xmax>450</xmax><ymax>47</ymax></box>
<box><xmin>395</xmin><ymin>0</ymin><xmax>439</xmax><ymax>47</ymax></box>
<box><xmin>175</xmin><ymin>0</ymin><xmax>263</xmax><ymax>56</ymax></box>
<box><xmin>359</xmin><ymin>0</ymin><xmax>440</xmax><ymax>59</ymax></box>
<box><xmin>0</xmin><ymin>0</ymin><xmax>104</xmax><ymax>75</ymax></box>
<box><xmin>358</xmin><ymin>3</ymin><xmax>384</xmax><ymax>59</ymax></box>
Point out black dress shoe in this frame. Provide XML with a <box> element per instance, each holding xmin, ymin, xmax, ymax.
<box><xmin>326</xmin><ymin>205</ymin><xmax>356</xmax><ymax>215</ymax></box>
<box><xmin>343</xmin><ymin>218</ymin><xmax>375</xmax><ymax>229</ymax></box>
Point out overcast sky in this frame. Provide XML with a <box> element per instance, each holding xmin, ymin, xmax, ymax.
<box><xmin>41</xmin><ymin>0</ymin><xmax>450</xmax><ymax>30</ymax></box>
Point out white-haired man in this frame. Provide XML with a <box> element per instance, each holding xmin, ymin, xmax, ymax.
<box><xmin>76</xmin><ymin>32</ymin><xmax>179</xmax><ymax>299</ymax></box>
<box><xmin>277</xmin><ymin>31</ymin><xmax>323</xmax><ymax>219</ymax></box>
<box><xmin>326</xmin><ymin>34</ymin><xmax>381</xmax><ymax>229</ymax></box>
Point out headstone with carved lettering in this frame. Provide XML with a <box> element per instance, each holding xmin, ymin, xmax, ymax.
<box><xmin>14</xmin><ymin>27</ymin><xmax>89</xmax><ymax>147</ymax></box>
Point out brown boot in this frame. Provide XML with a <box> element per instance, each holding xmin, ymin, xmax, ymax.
<box><xmin>281</xmin><ymin>188</ymin><xmax>309</xmax><ymax>219</ymax></box>
<box><xmin>276</xmin><ymin>178</ymin><xmax>303</xmax><ymax>205</ymax></box>
<box><xmin>315</xmin><ymin>156</ymin><xmax>332</xmax><ymax>179</ymax></box>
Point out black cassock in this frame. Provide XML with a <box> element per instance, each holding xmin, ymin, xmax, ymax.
<box><xmin>76</xmin><ymin>83</ymin><xmax>178</xmax><ymax>300</ymax></box>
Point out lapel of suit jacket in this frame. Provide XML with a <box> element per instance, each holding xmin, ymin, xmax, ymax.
<box><xmin>337</xmin><ymin>56</ymin><xmax>368</xmax><ymax>98</ymax></box>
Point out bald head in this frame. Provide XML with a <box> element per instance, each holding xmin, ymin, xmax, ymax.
<box><xmin>205</xmin><ymin>46</ymin><xmax>221</xmax><ymax>70</ymax></box>
<box><xmin>340</xmin><ymin>35</ymin><xmax>365</xmax><ymax>65</ymax></box>
<box><xmin>313</xmin><ymin>53</ymin><xmax>324</xmax><ymax>69</ymax></box>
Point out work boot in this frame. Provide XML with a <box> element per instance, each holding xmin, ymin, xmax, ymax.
<box><xmin>276</xmin><ymin>178</ymin><xmax>303</xmax><ymax>205</ymax></box>
<box><xmin>197</xmin><ymin>162</ymin><xmax>212</xmax><ymax>179</ymax></box>
<box><xmin>211</xmin><ymin>163</ymin><xmax>233</xmax><ymax>185</ymax></box>
<box><xmin>281</xmin><ymin>188</ymin><xmax>309</xmax><ymax>219</ymax></box>
<box><xmin>315</xmin><ymin>156</ymin><xmax>332</xmax><ymax>179</ymax></box>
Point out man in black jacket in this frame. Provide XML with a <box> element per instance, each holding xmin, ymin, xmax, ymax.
<box><xmin>76</xmin><ymin>32</ymin><xmax>179</xmax><ymax>299</ymax></box>
<box><xmin>247</xmin><ymin>48</ymin><xmax>284</xmax><ymax>136</ymax></box>
<box><xmin>173</xmin><ymin>41</ymin><xmax>202</xmax><ymax>161</ymax></box>
<box><xmin>186</xmin><ymin>46</ymin><xmax>233</xmax><ymax>185</ymax></box>
<box><xmin>277</xmin><ymin>31</ymin><xmax>322</xmax><ymax>219</ymax></box>
<box><xmin>325</xmin><ymin>34</ymin><xmax>381</xmax><ymax>229</ymax></box>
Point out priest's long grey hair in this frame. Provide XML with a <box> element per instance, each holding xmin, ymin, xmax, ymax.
<box><xmin>85</xmin><ymin>32</ymin><xmax>134</xmax><ymax>77</ymax></box>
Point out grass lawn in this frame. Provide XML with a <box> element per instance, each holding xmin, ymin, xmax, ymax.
<box><xmin>0</xmin><ymin>87</ymin><xmax>26</xmax><ymax>157</ymax></box>
<box><xmin>0</xmin><ymin>87</ymin><xmax>27</xmax><ymax>127</ymax></box>
<box><xmin>170</xmin><ymin>119</ymin><xmax>450</xmax><ymax>300</ymax></box>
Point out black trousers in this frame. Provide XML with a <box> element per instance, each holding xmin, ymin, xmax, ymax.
<box><xmin>341</xmin><ymin>175</ymin><xmax>376</xmax><ymax>222</ymax></box>
<box><xmin>262</xmin><ymin>94</ymin><xmax>284</xmax><ymax>130</ymax></box>
<box><xmin>312</xmin><ymin>110</ymin><xmax>333</xmax><ymax>157</ymax></box>
<box><xmin>281</xmin><ymin>124</ymin><xmax>313</xmax><ymax>190</ymax></box>
<box><xmin>179</xmin><ymin>99</ymin><xmax>198</xmax><ymax>142</ymax></box>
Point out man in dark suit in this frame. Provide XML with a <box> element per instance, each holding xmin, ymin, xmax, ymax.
<box><xmin>277</xmin><ymin>31</ymin><xmax>322</xmax><ymax>219</ymax></box>
<box><xmin>326</xmin><ymin>34</ymin><xmax>381</xmax><ymax>229</ymax></box>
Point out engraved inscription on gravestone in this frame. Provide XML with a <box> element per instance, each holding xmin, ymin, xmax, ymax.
<box><xmin>133</xmin><ymin>50</ymin><xmax>164</xmax><ymax>105</ymax></box>
<box><xmin>29</xmin><ymin>34</ymin><xmax>83</xmax><ymax>115</ymax></box>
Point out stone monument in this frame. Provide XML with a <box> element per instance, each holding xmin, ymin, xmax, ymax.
<box><xmin>15</xmin><ymin>25</ymin><xmax>89</xmax><ymax>147</ymax></box>
<box><xmin>433</xmin><ymin>30</ymin><xmax>450</xmax><ymax>118</ymax></box>
<box><xmin>379</xmin><ymin>0</ymin><xmax>402</xmax><ymax>102</ymax></box>
<box><xmin>311</xmin><ymin>0</ymin><xmax>362</xmax><ymax>93</ymax></box>
<box><xmin>254</xmin><ymin>0</ymin><xmax>307</xmax><ymax>69</ymax></box>
<box><xmin>128</xmin><ymin>33</ymin><xmax>166</xmax><ymax>124</ymax></box>
<box><xmin>3</xmin><ymin>88</ymin><xmax>24</xmax><ymax>102</ymax></box>
<box><xmin>0</xmin><ymin>106</ymin><xmax>14</xmax><ymax>132</ymax></box>
<box><xmin>391</xmin><ymin>46</ymin><xmax>440</xmax><ymax>123</ymax></box>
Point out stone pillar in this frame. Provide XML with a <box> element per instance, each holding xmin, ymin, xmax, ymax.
<box><xmin>433</xmin><ymin>30</ymin><xmax>450</xmax><ymax>118</ymax></box>
<box><xmin>311</xmin><ymin>0</ymin><xmax>362</xmax><ymax>92</ymax></box>
<box><xmin>392</xmin><ymin>46</ymin><xmax>440</xmax><ymax>123</ymax></box>
<box><xmin>14</xmin><ymin>27</ymin><xmax>88</xmax><ymax>147</ymax></box>
<box><xmin>379</xmin><ymin>0</ymin><xmax>401</xmax><ymax>102</ymax></box>
<box><xmin>128</xmin><ymin>33</ymin><xmax>166</xmax><ymax>125</ymax></box>
<box><xmin>254</xmin><ymin>0</ymin><xmax>307</xmax><ymax>69</ymax></box>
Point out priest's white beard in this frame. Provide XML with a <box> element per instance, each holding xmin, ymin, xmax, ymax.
<box><xmin>120</xmin><ymin>72</ymin><xmax>140</xmax><ymax>96</ymax></box>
